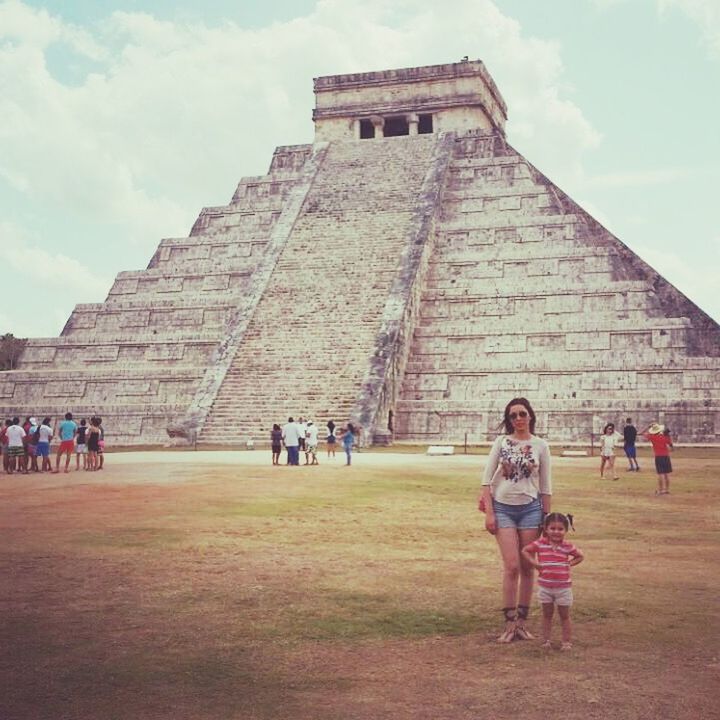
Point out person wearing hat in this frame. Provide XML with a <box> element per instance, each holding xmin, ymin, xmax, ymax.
<box><xmin>642</xmin><ymin>423</ymin><xmax>673</xmax><ymax>495</ymax></box>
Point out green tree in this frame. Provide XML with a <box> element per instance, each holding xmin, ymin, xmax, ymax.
<box><xmin>0</xmin><ymin>333</ymin><xmax>27</xmax><ymax>371</ymax></box>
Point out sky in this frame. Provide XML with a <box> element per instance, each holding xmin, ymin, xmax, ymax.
<box><xmin>1</xmin><ymin>0</ymin><xmax>718</xmax><ymax>337</ymax></box>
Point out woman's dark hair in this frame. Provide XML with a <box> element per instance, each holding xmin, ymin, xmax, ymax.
<box><xmin>501</xmin><ymin>397</ymin><xmax>536</xmax><ymax>434</ymax></box>
<box><xmin>347</xmin><ymin>422</ymin><xmax>355</xmax><ymax>434</ymax></box>
<box><xmin>543</xmin><ymin>512</ymin><xmax>575</xmax><ymax>532</ymax></box>
<box><xmin>42</xmin><ymin>417</ymin><xmax>51</xmax><ymax>426</ymax></box>
<box><xmin>603</xmin><ymin>423</ymin><xmax>615</xmax><ymax>434</ymax></box>
<box><xmin>272</xmin><ymin>423</ymin><xmax>280</xmax><ymax>431</ymax></box>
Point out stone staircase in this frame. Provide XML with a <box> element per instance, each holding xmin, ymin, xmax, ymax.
<box><xmin>198</xmin><ymin>134</ymin><xmax>441</xmax><ymax>442</ymax></box>
<box><xmin>394</xmin><ymin>130</ymin><xmax>720</xmax><ymax>443</ymax></box>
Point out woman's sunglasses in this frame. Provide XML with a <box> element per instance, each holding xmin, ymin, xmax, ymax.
<box><xmin>509</xmin><ymin>410</ymin><xmax>529</xmax><ymax>420</ymax></box>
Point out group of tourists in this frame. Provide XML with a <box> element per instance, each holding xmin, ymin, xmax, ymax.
<box><xmin>271</xmin><ymin>417</ymin><xmax>357</xmax><ymax>466</ymax></box>
<box><xmin>0</xmin><ymin>412</ymin><xmax>105</xmax><ymax>474</ymax></box>
<box><xmin>479</xmin><ymin>398</ymin><xmax>677</xmax><ymax>650</ymax></box>
<box><xmin>598</xmin><ymin>417</ymin><xmax>674</xmax><ymax>494</ymax></box>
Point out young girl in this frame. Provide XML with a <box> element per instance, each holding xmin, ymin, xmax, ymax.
<box><xmin>599</xmin><ymin>423</ymin><xmax>621</xmax><ymax>480</ymax></box>
<box><xmin>522</xmin><ymin>513</ymin><xmax>584</xmax><ymax>650</ymax></box>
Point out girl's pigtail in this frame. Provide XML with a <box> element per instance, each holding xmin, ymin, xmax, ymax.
<box><xmin>567</xmin><ymin>513</ymin><xmax>575</xmax><ymax>531</ymax></box>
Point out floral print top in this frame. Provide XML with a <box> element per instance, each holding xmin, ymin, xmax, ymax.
<box><xmin>482</xmin><ymin>435</ymin><xmax>552</xmax><ymax>505</ymax></box>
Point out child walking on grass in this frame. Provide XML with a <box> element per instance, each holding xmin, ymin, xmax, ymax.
<box><xmin>522</xmin><ymin>512</ymin><xmax>584</xmax><ymax>650</ymax></box>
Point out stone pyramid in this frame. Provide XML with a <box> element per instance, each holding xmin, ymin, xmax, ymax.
<box><xmin>2</xmin><ymin>60</ymin><xmax>718</xmax><ymax>445</ymax></box>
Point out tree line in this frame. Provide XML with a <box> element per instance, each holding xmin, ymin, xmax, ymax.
<box><xmin>0</xmin><ymin>334</ymin><xmax>26</xmax><ymax>371</ymax></box>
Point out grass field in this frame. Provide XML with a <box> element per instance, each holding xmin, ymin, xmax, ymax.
<box><xmin>1</xmin><ymin>449</ymin><xmax>718</xmax><ymax>720</ymax></box>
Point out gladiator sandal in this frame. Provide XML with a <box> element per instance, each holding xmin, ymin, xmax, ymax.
<box><xmin>514</xmin><ymin>605</ymin><xmax>535</xmax><ymax>640</ymax></box>
<box><xmin>497</xmin><ymin>607</ymin><xmax>516</xmax><ymax>643</ymax></box>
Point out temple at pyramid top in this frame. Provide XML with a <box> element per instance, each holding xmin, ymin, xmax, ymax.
<box><xmin>312</xmin><ymin>59</ymin><xmax>508</xmax><ymax>141</ymax></box>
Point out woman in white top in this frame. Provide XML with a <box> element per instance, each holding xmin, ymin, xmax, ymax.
<box><xmin>479</xmin><ymin>398</ymin><xmax>552</xmax><ymax>643</ymax></box>
<box><xmin>599</xmin><ymin>422</ymin><xmax>622</xmax><ymax>480</ymax></box>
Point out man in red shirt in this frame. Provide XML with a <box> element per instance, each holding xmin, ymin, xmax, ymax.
<box><xmin>643</xmin><ymin>423</ymin><xmax>673</xmax><ymax>496</ymax></box>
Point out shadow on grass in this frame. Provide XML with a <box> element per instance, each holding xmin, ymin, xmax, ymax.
<box><xmin>264</xmin><ymin>590</ymin><xmax>489</xmax><ymax>641</ymax></box>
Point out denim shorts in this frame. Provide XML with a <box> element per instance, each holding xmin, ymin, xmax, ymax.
<box><xmin>492</xmin><ymin>497</ymin><xmax>543</xmax><ymax>529</ymax></box>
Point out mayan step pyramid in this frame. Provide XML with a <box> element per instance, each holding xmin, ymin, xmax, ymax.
<box><xmin>2</xmin><ymin>60</ymin><xmax>718</xmax><ymax>445</ymax></box>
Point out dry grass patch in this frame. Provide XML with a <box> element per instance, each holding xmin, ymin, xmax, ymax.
<box><xmin>0</xmin><ymin>452</ymin><xmax>718</xmax><ymax>719</ymax></box>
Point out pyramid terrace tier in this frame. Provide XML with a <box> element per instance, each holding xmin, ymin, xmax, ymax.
<box><xmin>0</xmin><ymin>402</ymin><xmax>191</xmax><ymax>445</ymax></box>
<box><xmin>403</xmin><ymin>345</ymin><xmax>720</xmax><ymax>373</ymax></box>
<box><xmin>1</xmin><ymin>367</ymin><xmax>203</xmax><ymax>397</ymax></box>
<box><xmin>400</xmin><ymin>364</ymin><xmax>720</xmax><ymax>396</ymax></box>
<box><xmin>61</xmin><ymin>298</ymin><xmax>242</xmax><ymax>338</ymax></box>
<box><xmin>146</xmin><ymin>238</ymin><xmax>270</xmax><ymax>272</ymax></box>
<box><xmin>394</xmin><ymin>398</ymin><xmax>719</xmax><ymax>444</ymax></box>
<box><xmin>16</xmin><ymin>334</ymin><xmax>221</xmax><ymax>370</ymax></box>
<box><xmin>105</xmin><ymin>268</ymin><xmax>255</xmax><ymax>303</ymax></box>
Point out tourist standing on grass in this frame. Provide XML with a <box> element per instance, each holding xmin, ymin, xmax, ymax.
<box><xmin>599</xmin><ymin>423</ymin><xmax>621</xmax><ymax>481</ymax></box>
<box><xmin>5</xmin><ymin>417</ymin><xmax>26</xmax><ymax>474</ymax></box>
<box><xmin>1</xmin><ymin>419</ymin><xmax>11</xmax><ymax>473</ymax></box>
<box><xmin>643</xmin><ymin>423</ymin><xmax>673</xmax><ymax>495</ymax></box>
<box><xmin>75</xmin><ymin>419</ymin><xmax>88</xmax><ymax>470</ymax></box>
<box><xmin>54</xmin><ymin>412</ymin><xmax>77</xmax><ymax>473</ymax></box>
<box><xmin>270</xmin><ymin>424</ymin><xmax>282</xmax><ymax>466</ymax></box>
<box><xmin>96</xmin><ymin>417</ymin><xmax>105</xmax><ymax>470</ymax></box>
<box><xmin>622</xmin><ymin>417</ymin><xmax>640</xmax><ymax>472</ymax></box>
<box><xmin>522</xmin><ymin>512</ymin><xmax>583</xmax><ymax>651</ymax></box>
<box><xmin>282</xmin><ymin>417</ymin><xmax>300</xmax><ymax>466</ymax></box>
<box><xmin>297</xmin><ymin>417</ymin><xmax>307</xmax><ymax>455</ymax></box>
<box><xmin>479</xmin><ymin>397</ymin><xmax>552</xmax><ymax>643</ymax></box>
<box><xmin>37</xmin><ymin>417</ymin><xmax>53</xmax><ymax>472</ymax></box>
<box><xmin>326</xmin><ymin>420</ymin><xmax>337</xmax><ymax>458</ymax></box>
<box><xmin>342</xmin><ymin>423</ymin><xmax>356</xmax><ymax>466</ymax></box>
<box><xmin>305</xmin><ymin>421</ymin><xmax>319</xmax><ymax>465</ymax></box>
<box><xmin>26</xmin><ymin>417</ymin><xmax>39</xmax><ymax>473</ymax></box>
<box><xmin>87</xmin><ymin>417</ymin><xmax>101</xmax><ymax>470</ymax></box>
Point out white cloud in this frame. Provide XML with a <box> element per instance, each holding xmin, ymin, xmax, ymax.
<box><xmin>0</xmin><ymin>222</ymin><xmax>111</xmax><ymax>297</ymax></box>
<box><xmin>0</xmin><ymin>0</ymin><xmax>106</xmax><ymax>58</ymax></box>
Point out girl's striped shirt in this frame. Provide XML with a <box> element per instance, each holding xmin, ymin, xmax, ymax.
<box><xmin>525</xmin><ymin>539</ymin><xmax>580</xmax><ymax>588</ymax></box>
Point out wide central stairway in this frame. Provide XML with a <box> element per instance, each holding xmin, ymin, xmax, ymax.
<box><xmin>198</xmin><ymin>134</ymin><xmax>439</xmax><ymax>442</ymax></box>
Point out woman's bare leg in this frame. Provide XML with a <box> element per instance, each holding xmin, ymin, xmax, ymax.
<box><xmin>608</xmin><ymin>455</ymin><xmax>618</xmax><ymax>480</ymax></box>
